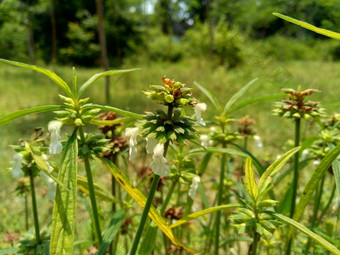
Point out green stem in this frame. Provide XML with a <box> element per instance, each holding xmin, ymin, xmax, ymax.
<box><xmin>130</xmin><ymin>105</ymin><xmax>173</xmax><ymax>255</ymax></box>
<box><xmin>316</xmin><ymin>181</ymin><xmax>336</xmax><ymax>226</ymax></box>
<box><xmin>29</xmin><ymin>170</ymin><xmax>40</xmax><ymax>244</ymax></box>
<box><xmin>286</xmin><ymin>118</ymin><xmax>301</xmax><ymax>255</ymax></box>
<box><xmin>214</xmin><ymin>144</ymin><xmax>227</xmax><ymax>255</ymax></box>
<box><xmin>79</xmin><ymin>127</ymin><xmax>102</xmax><ymax>244</ymax></box>
<box><xmin>110</xmin><ymin>154</ymin><xmax>118</xmax><ymax>255</ymax></box>
<box><xmin>160</xmin><ymin>180</ymin><xmax>177</xmax><ymax>215</ymax></box>
<box><xmin>25</xmin><ymin>194</ymin><xmax>29</xmax><ymax>231</ymax></box>
<box><xmin>251</xmin><ymin>232</ymin><xmax>260</xmax><ymax>255</ymax></box>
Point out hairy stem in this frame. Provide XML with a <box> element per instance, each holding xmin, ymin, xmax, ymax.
<box><xmin>79</xmin><ymin>127</ymin><xmax>102</xmax><ymax>244</ymax></box>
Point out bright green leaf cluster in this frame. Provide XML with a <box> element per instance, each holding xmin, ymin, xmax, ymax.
<box><xmin>78</xmin><ymin>134</ymin><xmax>110</xmax><ymax>159</ymax></box>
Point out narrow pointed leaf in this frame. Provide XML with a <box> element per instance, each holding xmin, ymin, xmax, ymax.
<box><xmin>85</xmin><ymin>104</ymin><xmax>143</xmax><ymax>120</ymax></box>
<box><xmin>139</xmin><ymin>223</ymin><xmax>159</xmax><ymax>255</ymax></box>
<box><xmin>50</xmin><ymin>129</ymin><xmax>78</xmax><ymax>255</ymax></box>
<box><xmin>273</xmin><ymin>13</ymin><xmax>340</xmax><ymax>40</ymax></box>
<box><xmin>332</xmin><ymin>159</ymin><xmax>340</xmax><ymax>196</ymax></box>
<box><xmin>224</xmin><ymin>78</ymin><xmax>258</xmax><ymax>114</ymax></box>
<box><xmin>228</xmin><ymin>94</ymin><xmax>285</xmax><ymax>114</ymax></box>
<box><xmin>258</xmin><ymin>146</ymin><xmax>301</xmax><ymax>191</ymax></box>
<box><xmin>0</xmin><ymin>58</ymin><xmax>73</xmax><ymax>96</ymax></box>
<box><xmin>170</xmin><ymin>204</ymin><xmax>241</xmax><ymax>228</ymax></box>
<box><xmin>232</xmin><ymin>143</ymin><xmax>265</xmax><ymax>175</ymax></box>
<box><xmin>245</xmin><ymin>157</ymin><xmax>258</xmax><ymax>199</ymax></box>
<box><xmin>26</xmin><ymin>142</ymin><xmax>64</xmax><ymax>187</ymax></box>
<box><xmin>77</xmin><ymin>175</ymin><xmax>116</xmax><ymax>203</ymax></box>
<box><xmin>275</xmin><ymin>213</ymin><xmax>340</xmax><ymax>255</ymax></box>
<box><xmin>292</xmin><ymin>144</ymin><xmax>340</xmax><ymax>228</ymax></box>
<box><xmin>102</xmin><ymin>158</ymin><xmax>199</xmax><ymax>254</ymax></box>
<box><xmin>194</xmin><ymin>81</ymin><xmax>222</xmax><ymax>112</ymax></box>
<box><xmin>0</xmin><ymin>105</ymin><xmax>65</xmax><ymax>126</ymax></box>
<box><xmin>78</xmin><ymin>68</ymin><xmax>140</xmax><ymax>97</ymax></box>
<box><xmin>97</xmin><ymin>209</ymin><xmax>125</xmax><ymax>255</ymax></box>
<box><xmin>184</xmin><ymin>147</ymin><xmax>247</xmax><ymax>157</ymax></box>
<box><xmin>89</xmin><ymin>117</ymin><xmax>133</xmax><ymax>126</ymax></box>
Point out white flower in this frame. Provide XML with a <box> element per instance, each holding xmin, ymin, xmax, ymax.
<box><xmin>41</xmin><ymin>172</ymin><xmax>56</xmax><ymax>200</ymax></box>
<box><xmin>194</xmin><ymin>103</ymin><xmax>207</xmax><ymax>126</ymax></box>
<box><xmin>188</xmin><ymin>176</ymin><xmax>201</xmax><ymax>199</ymax></box>
<box><xmin>200</xmin><ymin>135</ymin><xmax>209</xmax><ymax>147</ymax></box>
<box><xmin>42</xmin><ymin>154</ymin><xmax>54</xmax><ymax>172</ymax></box>
<box><xmin>146</xmin><ymin>138</ymin><xmax>158</xmax><ymax>154</ymax></box>
<box><xmin>301</xmin><ymin>149</ymin><xmax>309</xmax><ymax>160</ymax></box>
<box><xmin>150</xmin><ymin>143</ymin><xmax>171</xmax><ymax>176</ymax></box>
<box><xmin>12</xmin><ymin>153</ymin><xmax>24</xmax><ymax>179</ymax></box>
<box><xmin>253</xmin><ymin>135</ymin><xmax>263</xmax><ymax>148</ymax></box>
<box><xmin>48</xmin><ymin>120</ymin><xmax>63</xmax><ymax>154</ymax></box>
<box><xmin>125</xmin><ymin>127</ymin><xmax>140</xmax><ymax>160</ymax></box>
<box><xmin>313</xmin><ymin>159</ymin><xmax>321</xmax><ymax>166</ymax></box>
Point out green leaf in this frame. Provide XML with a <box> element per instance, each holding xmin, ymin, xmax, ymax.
<box><xmin>0</xmin><ymin>58</ymin><xmax>73</xmax><ymax>97</ymax></box>
<box><xmin>244</xmin><ymin>157</ymin><xmax>258</xmax><ymax>200</ymax></box>
<box><xmin>224</xmin><ymin>78</ymin><xmax>258</xmax><ymax>114</ymax></box>
<box><xmin>194</xmin><ymin>81</ymin><xmax>222</xmax><ymax>112</ymax></box>
<box><xmin>26</xmin><ymin>142</ymin><xmax>64</xmax><ymax>187</ymax></box>
<box><xmin>50</xmin><ymin>129</ymin><xmax>78</xmax><ymax>255</ymax></box>
<box><xmin>0</xmin><ymin>248</ymin><xmax>20</xmax><ymax>254</ymax></box>
<box><xmin>292</xmin><ymin>144</ymin><xmax>340</xmax><ymax>226</ymax></box>
<box><xmin>138</xmin><ymin>223</ymin><xmax>159</xmax><ymax>255</ymax></box>
<box><xmin>85</xmin><ymin>104</ymin><xmax>143</xmax><ymax>120</ymax></box>
<box><xmin>275</xmin><ymin>213</ymin><xmax>340</xmax><ymax>255</ymax></box>
<box><xmin>0</xmin><ymin>105</ymin><xmax>65</xmax><ymax>126</ymax></box>
<box><xmin>232</xmin><ymin>143</ymin><xmax>265</xmax><ymax>175</ymax></box>
<box><xmin>77</xmin><ymin>175</ymin><xmax>116</xmax><ymax>203</ymax></box>
<box><xmin>185</xmin><ymin>147</ymin><xmax>247</xmax><ymax>157</ymax></box>
<box><xmin>78</xmin><ymin>68</ymin><xmax>140</xmax><ymax>97</ymax></box>
<box><xmin>89</xmin><ymin>117</ymin><xmax>133</xmax><ymax>126</ymax></box>
<box><xmin>228</xmin><ymin>94</ymin><xmax>285</xmax><ymax>114</ymax></box>
<box><xmin>273</xmin><ymin>13</ymin><xmax>340</xmax><ymax>40</ymax></box>
<box><xmin>170</xmin><ymin>204</ymin><xmax>241</xmax><ymax>228</ymax></box>
<box><xmin>332</xmin><ymin>159</ymin><xmax>340</xmax><ymax>196</ymax></box>
<box><xmin>97</xmin><ymin>209</ymin><xmax>125</xmax><ymax>255</ymax></box>
<box><xmin>258</xmin><ymin>146</ymin><xmax>301</xmax><ymax>192</ymax></box>
<box><xmin>102</xmin><ymin>158</ymin><xmax>199</xmax><ymax>254</ymax></box>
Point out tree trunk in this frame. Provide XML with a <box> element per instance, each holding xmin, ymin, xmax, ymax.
<box><xmin>96</xmin><ymin>0</ymin><xmax>111</xmax><ymax>104</ymax></box>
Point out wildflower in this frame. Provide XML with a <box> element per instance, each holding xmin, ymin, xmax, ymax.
<box><xmin>253</xmin><ymin>135</ymin><xmax>263</xmax><ymax>148</ymax></box>
<box><xmin>125</xmin><ymin>127</ymin><xmax>140</xmax><ymax>160</ymax></box>
<box><xmin>150</xmin><ymin>143</ymin><xmax>171</xmax><ymax>176</ymax></box>
<box><xmin>42</xmin><ymin>154</ymin><xmax>54</xmax><ymax>172</ymax></box>
<box><xmin>41</xmin><ymin>171</ymin><xmax>56</xmax><ymax>200</ymax></box>
<box><xmin>48</xmin><ymin>120</ymin><xmax>63</xmax><ymax>154</ymax></box>
<box><xmin>194</xmin><ymin>103</ymin><xmax>207</xmax><ymax>126</ymax></box>
<box><xmin>313</xmin><ymin>159</ymin><xmax>321</xmax><ymax>166</ymax></box>
<box><xmin>188</xmin><ymin>176</ymin><xmax>201</xmax><ymax>199</ymax></box>
<box><xmin>146</xmin><ymin>138</ymin><xmax>158</xmax><ymax>154</ymax></box>
<box><xmin>200</xmin><ymin>135</ymin><xmax>209</xmax><ymax>147</ymax></box>
<box><xmin>12</xmin><ymin>153</ymin><xmax>24</xmax><ymax>179</ymax></box>
<box><xmin>301</xmin><ymin>149</ymin><xmax>309</xmax><ymax>160</ymax></box>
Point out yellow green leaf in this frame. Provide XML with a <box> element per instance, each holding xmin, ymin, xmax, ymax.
<box><xmin>245</xmin><ymin>157</ymin><xmax>258</xmax><ymax>200</ymax></box>
<box><xmin>102</xmin><ymin>158</ymin><xmax>199</xmax><ymax>254</ymax></box>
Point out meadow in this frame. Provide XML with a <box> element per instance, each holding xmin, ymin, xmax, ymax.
<box><xmin>0</xmin><ymin>51</ymin><xmax>340</xmax><ymax>254</ymax></box>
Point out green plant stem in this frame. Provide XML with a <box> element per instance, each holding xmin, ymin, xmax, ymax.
<box><xmin>130</xmin><ymin>105</ymin><xmax>173</xmax><ymax>255</ymax></box>
<box><xmin>25</xmin><ymin>194</ymin><xmax>29</xmax><ymax>231</ymax></box>
<box><xmin>316</xmin><ymin>181</ymin><xmax>336</xmax><ymax>226</ymax></box>
<box><xmin>214</xmin><ymin>143</ymin><xmax>227</xmax><ymax>255</ymax></box>
<box><xmin>79</xmin><ymin>127</ymin><xmax>102</xmax><ymax>244</ymax></box>
<box><xmin>286</xmin><ymin>118</ymin><xmax>301</xmax><ymax>255</ymax></box>
<box><xmin>160</xmin><ymin>180</ymin><xmax>177</xmax><ymax>215</ymax></box>
<box><xmin>251</xmin><ymin>232</ymin><xmax>260</xmax><ymax>255</ymax></box>
<box><xmin>29</xmin><ymin>171</ymin><xmax>40</xmax><ymax>244</ymax></box>
<box><xmin>290</xmin><ymin>118</ymin><xmax>301</xmax><ymax>218</ymax></box>
<box><xmin>110</xmin><ymin>154</ymin><xmax>118</xmax><ymax>255</ymax></box>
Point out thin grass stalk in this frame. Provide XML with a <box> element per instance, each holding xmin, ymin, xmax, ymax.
<box><xmin>25</xmin><ymin>193</ymin><xmax>29</xmax><ymax>231</ymax></box>
<box><xmin>316</xmin><ymin>181</ymin><xmax>336</xmax><ymax>226</ymax></box>
<box><xmin>29</xmin><ymin>170</ymin><xmax>40</xmax><ymax>244</ymax></box>
<box><xmin>130</xmin><ymin>105</ymin><xmax>173</xmax><ymax>255</ymax></box>
<box><xmin>214</xmin><ymin>144</ymin><xmax>227</xmax><ymax>255</ymax></box>
<box><xmin>79</xmin><ymin>127</ymin><xmax>102</xmax><ymax>244</ymax></box>
<box><xmin>110</xmin><ymin>153</ymin><xmax>118</xmax><ymax>255</ymax></box>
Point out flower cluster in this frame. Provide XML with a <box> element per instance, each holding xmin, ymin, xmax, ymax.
<box><xmin>78</xmin><ymin>133</ymin><xmax>110</xmax><ymax>160</ymax></box>
<box><xmin>144</xmin><ymin>76</ymin><xmax>198</xmax><ymax>107</ymax></box>
<box><xmin>273</xmin><ymin>88</ymin><xmax>324</xmax><ymax>119</ymax></box>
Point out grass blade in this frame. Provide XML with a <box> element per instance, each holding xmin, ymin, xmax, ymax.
<box><xmin>292</xmin><ymin>144</ymin><xmax>340</xmax><ymax>224</ymax></box>
<box><xmin>245</xmin><ymin>158</ymin><xmax>258</xmax><ymax>199</ymax></box>
<box><xmin>332</xmin><ymin>159</ymin><xmax>340</xmax><ymax>196</ymax></box>
<box><xmin>0</xmin><ymin>58</ymin><xmax>73</xmax><ymax>97</ymax></box>
<box><xmin>273</xmin><ymin>13</ymin><xmax>340</xmax><ymax>40</ymax></box>
<box><xmin>78</xmin><ymin>68</ymin><xmax>140</xmax><ymax>97</ymax></box>
<box><xmin>97</xmin><ymin>209</ymin><xmax>125</xmax><ymax>255</ymax></box>
<box><xmin>138</xmin><ymin>223</ymin><xmax>159</xmax><ymax>255</ymax></box>
<box><xmin>102</xmin><ymin>158</ymin><xmax>199</xmax><ymax>254</ymax></box>
<box><xmin>0</xmin><ymin>105</ymin><xmax>65</xmax><ymax>126</ymax></box>
<box><xmin>194</xmin><ymin>81</ymin><xmax>222</xmax><ymax>112</ymax></box>
<box><xmin>184</xmin><ymin>147</ymin><xmax>247</xmax><ymax>157</ymax></box>
<box><xmin>50</xmin><ymin>129</ymin><xmax>78</xmax><ymax>255</ymax></box>
<box><xmin>275</xmin><ymin>213</ymin><xmax>340</xmax><ymax>255</ymax></box>
<box><xmin>77</xmin><ymin>175</ymin><xmax>116</xmax><ymax>203</ymax></box>
<box><xmin>85</xmin><ymin>104</ymin><xmax>143</xmax><ymax>120</ymax></box>
<box><xmin>171</xmin><ymin>204</ymin><xmax>241</xmax><ymax>228</ymax></box>
<box><xmin>224</xmin><ymin>78</ymin><xmax>258</xmax><ymax>114</ymax></box>
<box><xmin>228</xmin><ymin>94</ymin><xmax>285</xmax><ymax>114</ymax></box>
